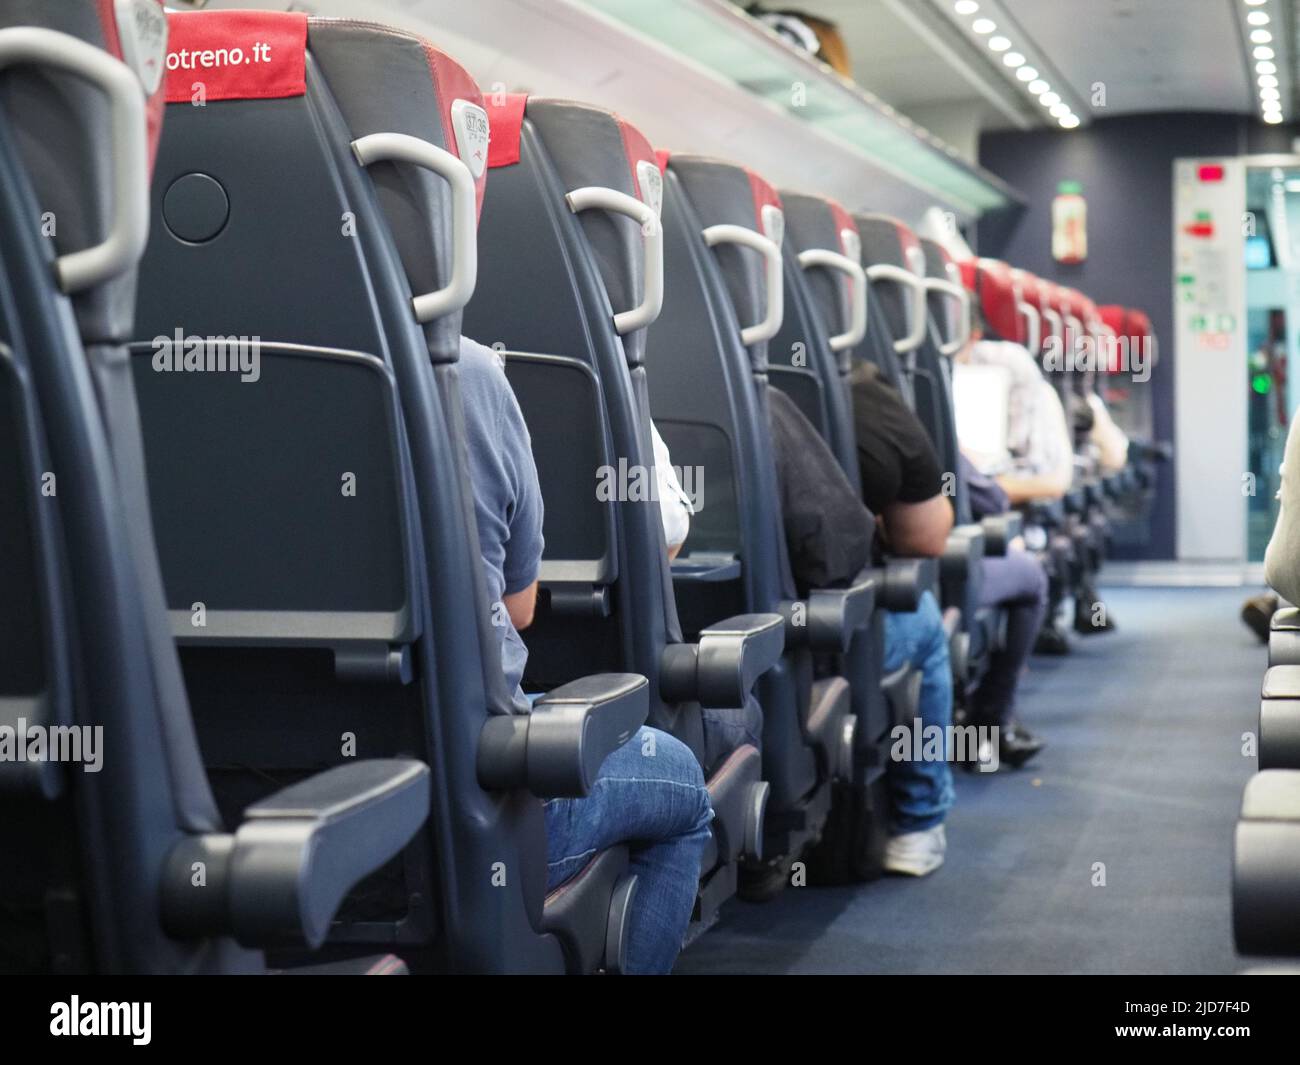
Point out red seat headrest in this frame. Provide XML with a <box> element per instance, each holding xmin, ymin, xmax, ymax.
<box><xmin>958</xmin><ymin>258</ymin><xmax>977</xmax><ymax>292</ymax></box>
<box><xmin>165</xmin><ymin>9</ymin><xmax>307</xmax><ymax>105</ymax></box>
<box><xmin>973</xmin><ymin>258</ymin><xmax>1025</xmax><ymax>345</ymax></box>
<box><xmin>1015</xmin><ymin>270</ymin><xmax>1042</xmax><ymax>310</ymax></box>
<box><xmin>1098</xmin><ymin>304</ymin><xmax>1126</xmax><ymax>335</ymax></box>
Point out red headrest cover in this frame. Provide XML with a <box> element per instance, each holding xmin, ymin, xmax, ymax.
<box><xmin>165</xmin><ymin>10</ymin><xmax>307</xmax><ymax>105</ymax></box>
<box><xmin>745</xmin><ymin>166</ymin><xmax>783</xmax><ymax>238</ymax></box>
<box><xmin>1098</xmin><ymin>304</ymin><xmax>1126</xmax><ymax>334</ymax></box>
<box><xmin>974</xmin><ymin>259</ymin><xmax>1024</xmax><ymax>344</ymax></box>
<box><xmin>827</xmin><ymin>198</ymin><xmax>860</xmax><ymax>258</ymax></box>
<box><xmin>487</xmin><ymin>92</ymin><xmax>529</xmax><ymax>168</ymax></box>
<box><xmin>1015</xmin><ymin>270</ymin><xmax>1043</xmax><ymax>310</ymax></box>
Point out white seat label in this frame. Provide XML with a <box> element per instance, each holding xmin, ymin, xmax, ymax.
<box><xmin>116</xmin><ymin>0</ymin><xmax>168</xmax><ymax>95</ymax></box>
<box><xmin>761</xmin><ymin>205</ymin><xmax>784</xmax><ymax>248</ymax></box>
<box><xmin>840</xmin><ymin>227</ymin><xmax>861</xmax><ymax>265</ymax></box>
<box><xmin>637</xmin><ymin>160</ymin><xmax>663</xmax><ymax>218</ymax></box>
<box><xmin>452</xmin><ymin>99</ymin><xmax>490</xmax><ymax>179</ymax></box>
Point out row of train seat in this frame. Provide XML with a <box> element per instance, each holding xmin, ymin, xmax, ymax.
<box><xmin>0</xmin><ymin>1</ymin><xmax>1160</xmax><ymax>973</ymax></box>
<box><xmin>1235</xmin><ymin>599</ymin><xmax>1300</xmax><ymax>958</ymax></box>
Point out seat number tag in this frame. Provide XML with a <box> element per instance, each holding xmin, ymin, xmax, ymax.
<box><xmin>761</xmin><ymin>205</ymin><xmax>785</xmax><ymax>247</ymax></box>
<box><xmin>116</xmin><ymin>0</ymin><xmax>168</xmax><ymax>95</ymax></box>
<box><xmin>452</xmin><ymin>100</ymin><xmax>490</xmax><ymax>179</ymax></box>
<box><xmin>840</xmin><ymin>227</ymin><xmax>861</xmax><ymax>265</ymax></box>
<box><xmin>636</xmin><ymin>160</ymin><xmax>663</xmax><ymax>218</ymax></box>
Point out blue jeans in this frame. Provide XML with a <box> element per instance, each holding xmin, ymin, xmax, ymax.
<box><xmin>544</xmin><ymin>726</ymin><xmax>713</xmax><ymax>974</ymax></box>
<box><xmin>883</xmin><ymin>590</ymin><xmax>955</xmax><ymax>835</ymax></box>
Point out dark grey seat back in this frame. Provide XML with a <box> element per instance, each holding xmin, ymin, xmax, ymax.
<box><xmin>131</xmin><ymin>10</ymin><xmax>562</xmax><ymax>973</ymax></box>
<box><xmin>0</xmin><ymin>0</ymin><xmax>254</xmax><ymax>973</ymax></box>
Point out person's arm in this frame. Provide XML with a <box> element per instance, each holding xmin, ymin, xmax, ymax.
<box><xmin>999</xmin><ymin>379</ymin><xmax>1072</xmax><ymax>502</ymax></box>
<box><xmin>996</xmin><ymin>471</ymin><xmax>1069</xmax><ymax>505</ymax></box>
<box><xmin>1087</xmin><ymin>393</ymin><xmax>1129</xmax><ymax>474</ymax></box>
<box><xmin>651</xmin><ymin>422</ymin><xmax>693</xmax><ymax>559</ymax></box>
<box><xmin>498</xmin><ymin>363</ymin><xmax>546</xmax><ymax>631</ymax></box>
<box><xmin>880</xmin><ymin>494</ymin><xmax>953</xmax><ymax>558</ymax></box>
<box><xmin>504</xmin><ymin>581</ymin><xmax>538</xmax><ymax>631</ymax></box>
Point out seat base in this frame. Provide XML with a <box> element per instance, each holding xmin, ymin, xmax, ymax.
<box><xmin>542</xmin><ymin>847</ymin><xmax>636</xmax><ymax>973</ymax></box>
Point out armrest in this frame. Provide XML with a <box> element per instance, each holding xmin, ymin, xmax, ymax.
<box><xmin>660</xmin><ymin>613</ymin><xmax>785</xmax><ymax>708</ymax></box>
<box><xmin>876</xmin><ymin>557</ymin><xmax>935</xmax><ymax>612</ymax></box>
<box><xmin>1262</xmin><ymin>666</ymin><xmax>1300</xmax><ymax>700</ymax></box>
<box><xmin>476</xmin><ymin>673</ymin><xmax>648</xmax><ymax>798</ymax></box>
<box><xmin>979</xmin><ymin>511</ymin><xmax>1022</xmax><ymax>556</ymax></box>
<box><xmin>781</xmin><ymin>569</ymin><xmax>877</xmax><ymax>653</ymax></box>
<box><xmin>161</xmin><ymin>759</ymin><xmax>430</xmax><ymax>949</ymax></box>
<box><xmin>1272</xmin><ymin>607</ymin><xmax>1300</xmax><ymax>633</ymax></box>
<box><xmin>671</xmin><ymin>553</ymin><xmax>742</xmax><ymax>583</ymax></box>
<box><xmin>1021</xmin><ymin>497</ymin><xmax>1065</xmax><ymax>527</ymax></box>
<box><xmin>941</xmin><ymin>525</ymin><xmax>986</xmax><ymax>583</ymax></box>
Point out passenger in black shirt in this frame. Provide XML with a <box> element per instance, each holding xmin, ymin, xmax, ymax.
<box><xmin>767</xmin><ymin>367</ymin><xmax>954</xmax><ymax>877</ymax></box>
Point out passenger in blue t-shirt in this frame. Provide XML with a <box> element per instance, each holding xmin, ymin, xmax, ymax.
<box><xmin>457</xmin><ymin>336</ymin><xmax>712</xmax><ymax>975</ymax></box>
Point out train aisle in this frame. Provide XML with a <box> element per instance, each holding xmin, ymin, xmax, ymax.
<box><xmin>676</xmin><ymin>586</ymin><xmax>1261</xmax><ymax>975</ymax></box>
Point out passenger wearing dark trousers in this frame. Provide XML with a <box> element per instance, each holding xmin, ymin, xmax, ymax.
<box><xmin>973</xmin><ymin>549</ymin><xmax>1048</xmax><ymax>766</ymax></box>
<box><xmin>459</xmin><ymin>335</ymin><xmax>712</xmax><ymax>973</ymax></box>
<box><xmin>962</xmin><ymin>454</ymin><xmax>1048</xmax><ymax>766</ymax></box>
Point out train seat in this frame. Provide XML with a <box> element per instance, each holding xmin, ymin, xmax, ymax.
<box><xmin>0</xmin><ymin>0</ymin><xmax>430</xmax><ymax>974</ymax></box>
<box><xmin>131</xmin><ymin>8</ymin><xmax>649</xmax><ymax>974</ymax></box>
<box><xmin>650</xmin><ymin>151</ymin><xmax>882</xmax><ymax>877</ymax></box>
<box><xmin>466</xmin><ymin>93</ymin><xmax>783</xmax><ymax>930</ymax></box>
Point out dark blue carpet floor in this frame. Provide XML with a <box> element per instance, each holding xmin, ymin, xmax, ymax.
<box><xmin>675</xmin><ymin>587</ymin><xmax>1264</xmax><ymax>974</ymax></box>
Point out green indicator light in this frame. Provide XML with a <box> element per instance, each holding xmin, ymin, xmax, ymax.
<box><xmin>1253</xmin><ymin>373</ymin><xmax>1272</xmax><ymax>395</ymax></box>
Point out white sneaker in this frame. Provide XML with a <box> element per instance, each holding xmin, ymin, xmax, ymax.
<box><xmin>883</xmin><ymin>824</ymin><xmax>946</xmax><ymax>877</ymax></box>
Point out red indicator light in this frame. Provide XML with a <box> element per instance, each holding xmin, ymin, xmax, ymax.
<box><xmin>1198</xmin><ymin>164</ymin><xmax>1225</xmax><ymax>182</ymax></box>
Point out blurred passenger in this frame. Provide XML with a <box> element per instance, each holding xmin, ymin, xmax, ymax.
<box><xmin>766</xmin><ymin>364</ymin><xmax>956</xmax><ymax>875</ymax></box>
<box><xmin>957</xmin><ymin>313</ymin><xmax>1113</xmax><ymax>645</ymax></box>
<box><xmin>1264</xmin><ymin>410</ymin><xmax>1300</xmax><ymax>608</ymax></box>
<box><xmin>960</xmin><ymin>454</ymin><xmax>1048</xmax><ymax>766</ymax></box>
<box><xmin>460</xmin><ymin>335</ymin><xmax>711</xmax><ymax>974</ymax></box>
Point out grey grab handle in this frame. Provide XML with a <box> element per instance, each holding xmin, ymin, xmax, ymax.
<box><xmin>0</xmin><ymin>27</ymin><xmax>150</xmax><ymax>294</ymax></box>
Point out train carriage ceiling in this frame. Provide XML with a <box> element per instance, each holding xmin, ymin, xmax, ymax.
<box><xmin>174</xmin><ymin>0</ymin><xmax>1292</xmax><ymax>220</ymax></box>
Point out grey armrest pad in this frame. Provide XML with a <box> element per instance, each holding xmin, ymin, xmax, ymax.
<box><xmin>163</xmin><ymin>759</ymin><xmax>430</xmax><ymax>949</ymax></box>
<box><xmin>661</xmin><ymin>613</ymin><xmax>785</xmax><ymax>708</ymax></box>
<box><xmin>1262</xmin><ymin>666</ymin><xmax>1300</xmax><ymax>699</ymax></box>
<box><xmin>1270</xmin><ymin>607</ymin><xmax>1300</xmax><ymax>633</ymax></box>
<box><xmin>784</xmin><ymin>569</ymin><xmax>876</xmax><ymax>652</ymax></box>
<box><xmin>1241</xmin><ymin>770</ymin><xmax>1300</xmax><ymax>820</ymax></box>
<box><xmin>478</xmin><ymin>673</ymin><xmax>649</xmax><ymax>798</ymax></box>
<box><xmin>979</xmin><ymin>511</ymin><xmax>1022</xmax><ymax>556</ymax></box>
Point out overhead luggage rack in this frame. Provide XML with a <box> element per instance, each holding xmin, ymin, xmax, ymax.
<box><xmin>580</xmin><ymin>0</ymin><xmax>1022</xmax><ymax>218</ymax></box>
